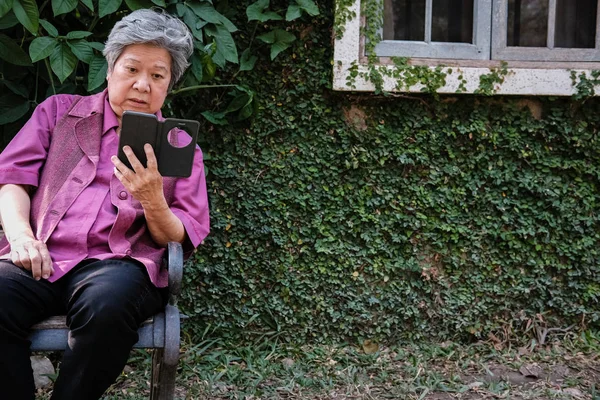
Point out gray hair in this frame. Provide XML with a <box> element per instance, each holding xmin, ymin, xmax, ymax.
<box><xmin>103</xmin><ymin>9</ymin><xmax>194</xmax><ymax>89</ymax></box>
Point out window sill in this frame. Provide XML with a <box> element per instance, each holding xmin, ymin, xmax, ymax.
<box><xmin>333</xmin><ymin>61</ymin><xmax>600</xmax><ymax>96</ymax></box>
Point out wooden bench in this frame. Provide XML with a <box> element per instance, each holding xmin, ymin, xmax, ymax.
<box><xmin>27</xmin><ymin>242</ymin><xmax>184</xmax><ymax>400</ymax></box>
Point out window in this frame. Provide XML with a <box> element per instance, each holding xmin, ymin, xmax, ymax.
<box><xmin>494</xmin><ymin>0</ymin><xmax>600</xmax><ymax>61</ymax></box>
<box><xmin>377</xmin><ymin>0</ymin><xmax>492</xmax><ymax>59</ymax></box>
<box><xmin>377</xmin><ymin>0</ymin><xmax>600</xmax><ymax>61</ymax></box>
<box><xmin>333</xmin><ymin>0</ymin><xmax>600</xmax><ymax>95</ymax></box>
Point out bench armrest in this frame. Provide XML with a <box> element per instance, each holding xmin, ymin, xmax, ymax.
<box><xmin>166</xmin><ymin>242</ymin><xmax>183</xmax><ymax>307</ymax></box>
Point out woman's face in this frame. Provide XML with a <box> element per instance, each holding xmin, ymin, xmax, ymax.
<box><xmin>106</xmin><ymin>43</ymin><xmax>172</xmax><ymax>123</ymax></box>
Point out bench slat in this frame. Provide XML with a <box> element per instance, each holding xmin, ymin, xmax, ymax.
<box><xmin>31</xmin><ymin>316</ymin><xmax>155</xmax><ymax>330</ymax></box>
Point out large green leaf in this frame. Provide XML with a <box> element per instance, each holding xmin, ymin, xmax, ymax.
<box><xmin>67</xmin><ymin>40</ymin><xmax>94</xmax><ymax>63</ymax></box>
<box><xmin>124</xmin><ymin>0</ymin><xmax>153</xmax><ymax>11</ymax></box>
<box><xmin>189</xmin><ymin>52</ymin><xmax>203</xmax><ymax>83</ymax></box>
<box><xmin>52</xmin><ymin>0</ymin><xmax>78</xmax><ymax>16</ymax></box>
<box><xmin>177</xmin><ymin>4</ymin><xmax>204</xmax><ymax>42</ymax></box>
<box><xmin>2</xmin><ymin>79</ymin><xmax>29</xmax><ymax>98</ymax></box>
<box><xmin>257</xmin><ymin>29</ymin><xmax>296</xmax><ymax>60</ymax></box>
<box><xmin>88</xmin><ymin>55</ymin><xmax>108</xmax><ymax>91</ymax></box>
<box><xmin>98</xmin><ymin>0</ymin><xmax>122</xmax><ymax>18</ymax></box>
<box><xmin>246</xmin><ymin>0</ymin><xmax>282</xmax><ymax>22</ymax></box>
<box><xmin>151</xmin><ymin>0</ymin><xmax>166</xmax><ymax>6</ymax></box>
<box><xmin>0</xmin><ymin>11</ymin><xmax>19</xmax><ymax>29</ymax></box>
<box><xmin>81</xmin><ymin>0</ymin><xmax>94</xmax><ymax>11</ymax></box>
<box><xmin>40</xmin><ymin>19</ymin><xmax>59</xmax><ymax>37</ymax></box>
<box><xmin>0</xmin><ymin>94</ymin><xmax>30</xmax><ymax>125</ymax></box>
<box><xmin>50</xmin><ymin>42</ymin><xmax>77</xmax><ymax>83</ymax></box>
<box><xmin>29</xmin><ymin>36</ymin><xmax>58</xmax><ymax>62</ymax></box>
<box><xmin>0</xmin><ymin>34</ymin><xmax>32</xmax><ymax>66</ymax></box>
<box><xmin>296</xmin><ymin>0</ymin><xmax>319</xmax><ymax>16</ymax></box>
<box><xmin>239</xmin><ymin>48</ymin><xmax>257</xmax><ymax>72</ymax></box>
<box><xmin>65</xmin><ymin>31</ymin><xmax>92</xmax><ymax>40</ymax></box>
<box><xmin>201</xmin><ymin>110</ymin><xmax>228</xmax><ymax>125</ymax></box>
<box><xmin>13</xmin><ymin>0</ymin><xmax>39</xmax><ymax>35</ymax></box>
<box><xmin>0</xmin><ymin>0</ymin><xmax>13</xmax><ymax>19</ymax></box>
<box><xmin>88</xmin><ymin>42</ymin><xmax>105</xmax><ymax>51</ymax></box>
<box><xmin>285</xmin><ymin>5</ymin><xmax>302</xmax><ymax>21</ymax></box>
<box><xmin>205</xmin><ymin>24</ymin><xmax>238</xmax><ymax>65</ymax></box>
<box><xmin>187</xmin><ymin>3</ymin><xmax>237</xmax><ymax>32</ymax></box>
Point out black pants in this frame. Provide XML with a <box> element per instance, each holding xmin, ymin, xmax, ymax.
<box><xmin>0</xmin><ymin>259</ymin><xmax>164</xmax><ymax>400</ymax></box>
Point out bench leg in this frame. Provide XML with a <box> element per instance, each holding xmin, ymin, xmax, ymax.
<box><xmin>150</xmin><ymin>348</ymin><xmax>177</xmax><ymax>400</ymax></box>
<box><xmin>150</xmin><ymin>304</ymin><xmax>180</xmax><ymax>400</ymax></box>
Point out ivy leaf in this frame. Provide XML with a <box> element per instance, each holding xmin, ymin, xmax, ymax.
<box><xmin>65</xmin><ymin>31</ymin><xmax>92</xmax><ymax>40</ymax></box>
<box><xmin>285</xmin><ymin>5</ymin><xmax>302</xmax><ymax>21</ymax></box>
<box><xmin>13</xmin><ymin>0</ymin><xmax>39</xmax><ymax>35</ymax></box>
<box><xmin>296</xmin><ymin>0</ymin><xmax>319</xmax><ymax>16</ymax></box>
<box><xmin>0</xmin><ymin>0</ymin><xmax>13</xmax><ymax>19</ymax></box>
<box><xmin>151</xmin><ymin>0</ymin><xmax>166</xmax><ymax>6</ymax></box>
<box><xmin>0</xmin><ymin>33</ymin><xmax>32</xmax><ymax>66</ymax></box>
<box><xmin>50</xmin><ymin>42</ymin><xmax>77</xmax><ymax>83</ymax></box>
<box><xmin>124</xmin><ymin>0</ymin><xmax>154</xmax><ymax>11</ymax></box>
<box><xmin>52</xmin><ymin>0</ymin><xmax>78</xmax><ymax>16</ymax></box>
<box><xmin>0</xmin><ymin>94</ymin><xmax>30</xmax><ymax>125</ymax></box>
<box><xmin>40</xmin><ymin>19</ymin><xmax>59</xmax><ymax>37</ymax></box>
<box><xmin>0</xmin><ymin>11</ymin><xmax>19</xmax><ymax>29</ymax></box>
<box><xmin>29</xmin><ymin>36</ymin><xmax>58</xmax><ymax>62</ymax></box>
<box><xmin>88</xmin><ymin>55</ymin><xmax>107</xmax><ymax>91</ymax></box>
<box><xmin>67</xmin><ymin>40</ymin><xmax>95</xmax><ymax>63</ymax></box>
<box><xmin>239</xmin><ymin>48</ymin><xmax>257</xmax><ymax>72</ymax></box>
<box><xmin>98</xmin><ymin>0</ymin><xmax>122</xmax><ymax>18</ymax></box>
<box><xmin>81</xmin><ymin>0</ymin><xmax>94</xmax><ymax>11</ymax></box>
<box><xmin>257</xmin><ymin>29</ymin><xmax>296</xmax><ymax>60</ymax></box>
<box><xmin>205</xmin><ymin>24</ymin><xmax>238</xmax><ymax>65</ymax></box>
<box><xmin>247</xmin><ymin>0</ymin><xmax>282</xmax><ymax>22</ymax></box>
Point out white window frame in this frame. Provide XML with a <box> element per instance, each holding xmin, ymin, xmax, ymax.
<box><xmin>333</xmin><ymin>0</ymin><xmax>600</xmax><ymax>95</ymax></box>
<box><xmin>375</xmin><ymin>0</ymin><xmax>492</xmax><ymax>60</ymax></box>
<box><xmin>492</xmin><ymin>0</ymin><xmax>600</xmax><ymax>62</ymax></box>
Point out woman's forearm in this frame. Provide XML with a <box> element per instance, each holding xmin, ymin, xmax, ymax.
<box><xmin>142</xmin><ymin>200</ymin><xmax>186</xmax><ymax>247</ymax></box>
<box><xmin>0</xmin><ymin>184</ymin><xmax>35</xmax><ymax>242</ymax></box>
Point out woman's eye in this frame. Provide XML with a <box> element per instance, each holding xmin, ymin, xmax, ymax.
<box><xmin>153</xmin><ymin>74</ymin><xmax>163</xmax><ymax>79</ymax></box>
<box><xmin>128</xmin><ymin>67</ymin><xmax>136</xmax><ymax>73</ymax></box>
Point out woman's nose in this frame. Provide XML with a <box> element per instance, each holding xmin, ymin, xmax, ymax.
<box><xmin>133</xmin><ymin>76</ymin><xmax>150</xmax><ymax>92</ymax></box>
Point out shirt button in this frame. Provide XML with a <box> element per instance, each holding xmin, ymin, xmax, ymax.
<box><xmin>118</xmin><ymin>191</ymin><xmax>128</xmax><ymax>200</ymax></box>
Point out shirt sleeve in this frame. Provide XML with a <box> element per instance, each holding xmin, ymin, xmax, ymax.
<box><xmin>170</xmin><ymin>145</ymin><xmax>210</xmax><ymax>256</ymax></box>
<box><xmin>0</xmin><ymin>95</ymin><xmax>75</xmax><ymax>187</ymax></box>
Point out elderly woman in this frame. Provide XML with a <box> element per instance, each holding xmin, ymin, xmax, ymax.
<box><xmin>0</xmin><ymin>9</ymin><xmax>209</xmax><ymax>400</ymax></box>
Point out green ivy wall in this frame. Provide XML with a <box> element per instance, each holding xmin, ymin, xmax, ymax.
<box><xmin>176</xmin><ymin>4</ymin><xmax>600</xmax><ymax>343</ymax></box>
<box><xmin>1</xmin><ymin>0</ymin><xmax>598</xmax><ymax>344</ymax></box>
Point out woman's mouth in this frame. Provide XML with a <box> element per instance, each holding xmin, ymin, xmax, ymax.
<box><xmin>128</xmin><ymin>98</ymin><xmax>147</xmax><ymax>105</ymax></box>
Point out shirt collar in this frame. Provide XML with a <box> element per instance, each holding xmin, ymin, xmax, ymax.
<box><xmin>102</xmin><ymin>93</ymin><xmax>119</xmax><ymax>135</ymax></box>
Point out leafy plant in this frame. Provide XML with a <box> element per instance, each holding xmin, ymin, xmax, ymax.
<box><xmin>0</xmin><ymin>0</ymin><xmax>320</xmax><ymax>143</ymax></box>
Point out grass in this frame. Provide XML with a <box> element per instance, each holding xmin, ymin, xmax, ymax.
<box><xmin>36</xmin><ymin>329</ymin><xmax>600</xmax><ymax>399</ymax></box>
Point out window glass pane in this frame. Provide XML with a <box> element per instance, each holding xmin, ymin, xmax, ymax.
<box><xmin>507</xmin><ymin>0</ymin><xmax>548</xmax><ymax>47</ymax></box>
<box><xmin>383</xmin><ymin>0</ymin><xmax>426</xmax><ymax>41</ymax></box>
<box><xmin>555</xmin><ymin>0</ymin><xmax>597</xmax><ymax>48</ymax></box>
<box><xmin>431</xmin><ymin>0</ymin><xmax>474</xmax><ymax>43</ymax></box>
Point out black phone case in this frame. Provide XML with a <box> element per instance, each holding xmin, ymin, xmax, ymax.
<box><xmin>117</xmin><ymin>111</ymin><xmax>200</xmax><ymax>178</ymax></box>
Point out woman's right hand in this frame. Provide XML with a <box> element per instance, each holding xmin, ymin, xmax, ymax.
<box><xmin>10</xmin><ymin>235</ymin><xmax>53</xmax><ymax>280</ymax></box>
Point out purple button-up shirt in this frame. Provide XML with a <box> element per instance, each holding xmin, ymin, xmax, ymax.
<box><xmin>0</xmin><ymin>91</ymin><xmax>210</xmax><ymax>286</ymax></box>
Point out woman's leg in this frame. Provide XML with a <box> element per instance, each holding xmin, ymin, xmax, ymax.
<box><xmin>51</xmin><ymin>259</ymin><xmax>163</xmax><ymax>400</ymax></box>
<box><xmin>0</xmin><ymin>261</ymin><xmax>64</xmax><ymax>400</ymax></box>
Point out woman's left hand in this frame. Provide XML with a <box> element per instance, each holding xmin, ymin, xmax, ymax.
<box><xmin>111</xmin><ymin>144</ymin><xmax>168</xmax><ymax>211</ymax></box>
